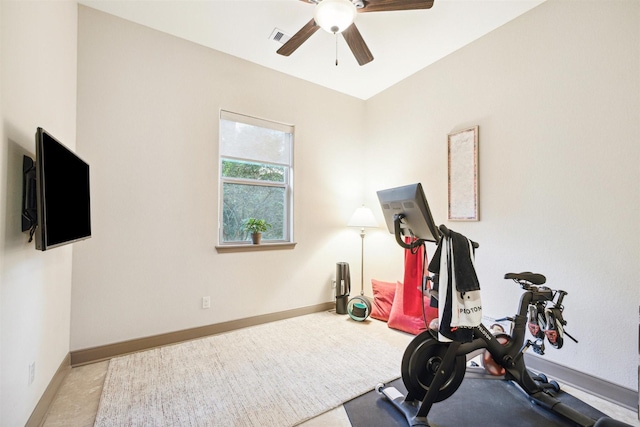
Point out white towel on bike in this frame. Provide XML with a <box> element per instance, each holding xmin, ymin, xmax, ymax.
<box><xmin>438</xmin><ymin>236</ymin><xmax>482</xmax><ymax>342</ymax></box>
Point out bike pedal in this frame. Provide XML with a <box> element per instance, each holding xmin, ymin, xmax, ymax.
<box><xmin>532</xmin><ymin>341</ymin><xmax>545</xmax><ymax>355</ymax></box>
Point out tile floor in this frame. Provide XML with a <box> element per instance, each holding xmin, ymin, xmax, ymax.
<box><xmin>42</xmin><ymin>317</ymin><xmax>640</xmax><ymax>427</ymax></box>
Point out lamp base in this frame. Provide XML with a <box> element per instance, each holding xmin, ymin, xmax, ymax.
<box><xmin>347</xmin><ymin>296</ymin><xmax>372</xmax><ymax>321</ymax></box>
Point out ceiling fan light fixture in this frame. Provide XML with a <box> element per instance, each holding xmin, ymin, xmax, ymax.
<box><xmin>314</xmin><ymin>0</ymin><xmax>357</xmax><ymax>34</ymax></box>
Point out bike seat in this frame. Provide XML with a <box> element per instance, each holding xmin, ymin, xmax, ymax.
<box><xmin>504</xmin><ymin>272</ymin><xmax>546</xmax><ymax>285</ymax></box>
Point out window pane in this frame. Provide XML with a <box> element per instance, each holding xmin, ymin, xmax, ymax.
<box><xmin>222</xmin><ymin>182</ymin><xmax>286</xmax><ymax>242</ymax></box>
<box><xmin>221</xmin><ymin>159</ymin><xmax>285</xmax><ymax>183</ymax></box>
<box><xmin>220</xmin><ymin>119</ymin><xmax>291</xmax><ymax>165</ymax></box>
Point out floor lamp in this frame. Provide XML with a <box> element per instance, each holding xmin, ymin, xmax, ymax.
<box><xmin>347</xmin><ymin>205</ymin><xmax>378</xmax><ymax>320</ymax></box>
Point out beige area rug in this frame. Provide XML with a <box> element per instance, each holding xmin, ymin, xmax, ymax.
<box><xmin>94</xmin><ymin>311</ymin><xmax>407</xmax><ymax>427</ymax></box>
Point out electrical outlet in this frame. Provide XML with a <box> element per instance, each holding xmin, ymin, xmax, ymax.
<box><xmin>202</xmin><ymin>296</ymin><xmax>211</xmax><ymax>309</ymax></box>
<box><xmin>28</xmin><ymin>362</ymin><xmax>35</xmax><ymax>386</ymax></box>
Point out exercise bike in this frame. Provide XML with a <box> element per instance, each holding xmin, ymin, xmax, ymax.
<box><xmin>375</xmin><ymin>184</ymin><xmax>631</xmax><ymax>427</ymax></box>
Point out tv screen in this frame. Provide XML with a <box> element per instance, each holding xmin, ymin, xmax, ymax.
<box><xmin>33</xmin><ymin>127</ymin><xmax>91</xmax><ymax>250</ymax></box>
<box><xmin>377</xmin><ymin>183</ymin><xmax>440</xmax><ymax>243</ymax></box>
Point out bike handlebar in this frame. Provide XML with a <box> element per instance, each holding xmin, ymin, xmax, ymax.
<box><xmin>438</xmin><ymin>224</ymin><xmax>479</xmax><ymax>249</ymax></box>
<box><xmin>393</xmin><ymin>214</ymin><xmax>425</xmax><ymax>250</ymax></box>
<box><xmin>391</xmin><ymin>217</ymin><xmax>481</xmax><ymax>251</ymax></box>
<box><xmin>555</xmin><ymin>290</ymin><xmax>567</xmax><ymax>307</ymax></box>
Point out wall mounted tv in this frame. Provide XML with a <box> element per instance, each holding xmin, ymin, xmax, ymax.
<box><xmin>22</xmin><ymin>127</ymin><xmax>91</xmax><ymax>251</ymax></box>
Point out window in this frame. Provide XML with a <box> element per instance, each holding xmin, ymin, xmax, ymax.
<box><xmin>219</xmin><ymin>111</ymin><xmax>293</xmax><ymax>245</ymax></box>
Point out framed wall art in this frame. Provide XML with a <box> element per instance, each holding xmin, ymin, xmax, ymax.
<box><xmin>448</xmin><ymin>126</ymin><xmax>479</xmax><ymax>221</ymax></box>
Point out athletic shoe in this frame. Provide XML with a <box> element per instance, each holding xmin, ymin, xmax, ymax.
<box><xmin>544</xmin><ymin>308</ymin><xmax>564</xmax><ymax>349</ymax></box>
<box><xmin>527</xmin><ymin>305</ymin><xmax>544</xmax><ymax>338</ymax></box>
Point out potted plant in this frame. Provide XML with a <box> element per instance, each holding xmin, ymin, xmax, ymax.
<box><xmin>243</xmin><ymin>218</ymin><xmax>272</xmax><ymax>245</ymax></box>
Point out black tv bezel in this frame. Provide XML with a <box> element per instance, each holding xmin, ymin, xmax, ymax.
<box><xmin>22</xmin><ymin>127</ymin><xmax>91</xmax><ymax>251</ymax></box>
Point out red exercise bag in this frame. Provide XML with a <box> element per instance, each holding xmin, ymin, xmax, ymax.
<box><xmin>403</xmin><ymin>237</ymin><xmax>425</xmax><ymax>317</ymax></box>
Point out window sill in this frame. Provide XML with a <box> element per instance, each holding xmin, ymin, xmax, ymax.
<box><xmin>215</xmin><ymin>242</ymin><xmax>297</xmax><ymax>253</ymax></box>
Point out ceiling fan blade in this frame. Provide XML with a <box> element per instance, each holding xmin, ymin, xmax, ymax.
<box><xmin>359</xmin><ymin>0</ymin><xmax>434</xmax><ymax>13</ymax></box>
<box><xmin>277</xmin><ymin>19</ymin><xmax>320</xmax><ymax>56</ymax></box>
<box><xmin>342</xmin><ymin>23</ymin><xmax>374</xmax><ymax>66</ymax></box>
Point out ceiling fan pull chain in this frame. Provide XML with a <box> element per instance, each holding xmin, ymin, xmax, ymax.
<box><xmin>335</xmin><ymin>32</ymin><xmax>339</xmax><ymax>66</ymax></box>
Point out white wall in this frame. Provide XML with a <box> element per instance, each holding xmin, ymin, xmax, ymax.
<box><xmin>365</xmin><ymin>0</ymin><xmax>639</xmax><ymax>390</ymax></box>
<box><xmin>72</xmin><ymin>6</ymin><xmax>367</xmax><ymax>350</ymax></box>
<box><xmin>0</xmin><ymin>1</ymin><xmax>635</xmax><ymax>424</ymax></box>
<box><xmin>71</xmin><ymin>0</ymin><xmax>638</xmax><ymax>402</ymax></box>
<box><xmin>1</xmin><ymin>3</ymin><xmax>4</xmax><ymax>422</ymax></box>
<box><xmin>0</xmin><ymin>1</ymin><xmax>78</xmax><ymax>426</ymax></box>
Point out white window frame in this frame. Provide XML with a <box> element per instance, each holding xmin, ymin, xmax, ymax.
<box><xmin>218</xmin><ymin>110</ymin><xmax>294</xmax><ymax>246</ymax></box>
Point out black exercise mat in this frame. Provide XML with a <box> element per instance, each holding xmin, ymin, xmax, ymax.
<box><xmin>344</xmin><ymin>377</ymin><xmax>610</xmax><ymax>427</ymax></box>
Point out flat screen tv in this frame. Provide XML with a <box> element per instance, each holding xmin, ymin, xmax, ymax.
<box><xmin>22</xmin><ymin>127</ymin><xmax>91</xmax><ymax>251</ymax></box>
<box><xmin>376</xmin><ymin>183</ymin><xmax>440</xmax><ymax>243</ymax></box>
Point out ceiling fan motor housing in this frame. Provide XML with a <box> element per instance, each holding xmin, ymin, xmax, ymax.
<box><xmin>277</xmin><ymin>0</ymin><xmax>435</xmax><ymax>66</ymax></box>
<box><xmin>314</xmin><ymin>0</ymin><xmax>357</xmax><ymax>34</ymax></box>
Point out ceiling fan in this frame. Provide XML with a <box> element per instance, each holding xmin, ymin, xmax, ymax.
<box><xmin>277</xmin><ymin>0</ymin><xmax>435</xmax><ymax>66</ymax></box>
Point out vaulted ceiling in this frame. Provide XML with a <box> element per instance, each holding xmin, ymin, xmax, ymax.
<box><xmin>79</xmin><ymin>0</ymin><xmax>544</xmax><ymax>100</ymax></box>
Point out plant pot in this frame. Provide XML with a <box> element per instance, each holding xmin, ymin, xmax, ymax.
<box><xmin>251</xmin><ymin>232</ymin><xmax>262</xmax><ymax>245</ymax></box>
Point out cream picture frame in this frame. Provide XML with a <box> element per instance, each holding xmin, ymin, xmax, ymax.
<box><xmin>448</xmin><ymin>126</ymin><xmax>479</xmax><ymax>221</ymax></box>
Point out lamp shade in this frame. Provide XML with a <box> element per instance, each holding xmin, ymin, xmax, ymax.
<box><xmin>314</xmin><ymin>0</ymin><xmax>357</xmax><ymax>34</ymax></box>
<box><xmin>348</xmin><ymin>206</ymin><xmax>378</xmax><ymax>228</ymax></box>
